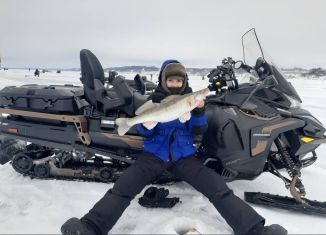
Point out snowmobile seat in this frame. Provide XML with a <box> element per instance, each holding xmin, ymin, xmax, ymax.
<box><xmin>80</xmin><ymin>49</ymin><xmax>149</xmax><ymax>117</ymax></box>
<box><xmin>80</xmin><ymin>49</ymin><xmax>134</xmax><ymax>115</ymax></box>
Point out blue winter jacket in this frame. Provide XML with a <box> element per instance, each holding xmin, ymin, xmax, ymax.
<box><xmin>136</xmin><ymin>114</ymin><xmax>207</xmax><ymax>162</ymax></box>
<box><xmin>136</xmin><ymin>59</ymin><xmax>207</xmax><ymax>162</ymax></box>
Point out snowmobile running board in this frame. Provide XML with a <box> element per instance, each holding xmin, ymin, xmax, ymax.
<box><xmin>245</xmin><ymin>192</ymin><xmax>326</xmax><ymax>217</ymax></box>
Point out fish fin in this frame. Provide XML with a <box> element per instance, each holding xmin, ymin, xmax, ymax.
<box><xmin>142</xmin><ymin>121</ymin><xmax>158</xmax><ymax>130</ymax></box>
<box><xmin>115</xmin><ymin>118</ymin><xmax>131</xmax><ymax>136</ymax></box>
<box><xmin>135</xmin><ymin>100</ymin><xmax>159</xmax><ymax>115</ymax></box>
<box><xmin>179</xmin><ymin>112</ymin><xmax>191</xmax><ymax>123</ymax></box>
<box><xmin>160</xmin><ymin>95</ymin><xmax>181</xmax><ymax>104</ymax></box>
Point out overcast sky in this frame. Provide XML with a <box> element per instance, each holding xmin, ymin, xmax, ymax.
<box><xmin>0</xmin><ymin>0</ymin><xmax>325</xmax><ymax>69</ymax></box>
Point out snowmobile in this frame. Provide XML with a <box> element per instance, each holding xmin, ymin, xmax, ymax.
<box><xmin>0</xmin><ymin>28</ymin><xmax>325</xmax><ymax>215</ymax></box>
<box><xmin>198</xmin><ymin>29</ymin><xmax>326</xmax><ymax>215</ymax></box>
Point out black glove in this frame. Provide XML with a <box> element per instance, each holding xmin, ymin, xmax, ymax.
<box><xmin>138</xmin><ymin>186</ymin><xmax>180</xmax><ymax>208</ymax></box>
<box><xmin>192</xmin><ymin>106</ymin><xmax>205</xmax><ymax>117</ymax></box>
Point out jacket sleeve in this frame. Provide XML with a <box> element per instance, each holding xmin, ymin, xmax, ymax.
<box><xmin>189</xmin><ymin>107</ymin><xmax>208</xmax><ymax>135</ymax></box>
<box><xmin>136</xmin><ymin>123</ymin><xmax>156</xmax><ymax>136</ymax></box>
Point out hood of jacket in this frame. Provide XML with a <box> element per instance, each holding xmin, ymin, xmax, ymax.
<box><xmin>158</xmin><ymin>60</ymin><xmax>188</xmax><ymax>95</ymax></box>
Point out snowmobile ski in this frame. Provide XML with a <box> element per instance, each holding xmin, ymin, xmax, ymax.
<box><xmin>244</xmin><ymin>192</ymin><xmax>326</xmax><ymax>217</ymax></box>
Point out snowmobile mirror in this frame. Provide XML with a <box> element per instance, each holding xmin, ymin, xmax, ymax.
<box><xmin>234</xmin><ymin>60</ymin><xmax>243</xmax><ymax>69</ymax></box>
<box><xmin>255</xmin><ymin>57</ymin><xmax>265</xmax><ymax>70</ymax></box>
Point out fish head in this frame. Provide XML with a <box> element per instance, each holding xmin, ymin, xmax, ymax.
<box><xmin>183</xmin><ymin>88</ymin><xmax>210</xmax><ymax>108</ymax></box>
<box><xmin>180</xmin><ymin>88</ymin><xmax>210</xmax><ymax>110</ymax></box>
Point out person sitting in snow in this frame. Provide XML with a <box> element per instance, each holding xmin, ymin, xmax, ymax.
<box><xmin>61</xmin><ymin>60</ymin><xmax>288</xmax><ymax>235</ymax></box>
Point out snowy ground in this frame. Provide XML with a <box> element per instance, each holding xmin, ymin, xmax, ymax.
<box><xmin>0</xmin><ymin>69</ymin><xmax>326</xmax><ymax>234</ymax></box>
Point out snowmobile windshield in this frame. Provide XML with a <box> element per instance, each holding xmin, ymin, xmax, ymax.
<box><xmin>241</xmin><ymin>28</ymin><xmax>302</xmax><ymax>103</ymax></box>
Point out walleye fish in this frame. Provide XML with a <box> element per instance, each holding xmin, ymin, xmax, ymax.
<box><xmin>115</xmin><ymin>88</ymin><xmax>210</xmax><ymax>136</ymax></box>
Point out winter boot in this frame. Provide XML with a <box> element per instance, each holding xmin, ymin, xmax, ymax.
<box><xmin>61</xmin><ymin>217</ymin><xmax>100</xmax><ymax>235</ymax></box>
<box><xmin>247</xmin><ymin>222</ymin><xmax>288</xmax><ymax>235</ymax></box>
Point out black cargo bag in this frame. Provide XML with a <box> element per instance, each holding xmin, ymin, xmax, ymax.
<box><xmin>0</xmin><ymin>84</ymin><xmax>86</xmax><ymax>114</ymax></box>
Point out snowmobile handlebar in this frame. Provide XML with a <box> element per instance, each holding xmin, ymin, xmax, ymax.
<box><xmin>207</xmin><ymin>57</ymin><xmax>239</xmax><ymax>93</ymax></box>
<box><xmin>207</xmin><ymin>57</ymin><xmax>277</xmax><ymax>94</ymax></box>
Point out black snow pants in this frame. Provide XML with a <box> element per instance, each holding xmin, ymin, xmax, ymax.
<box><xmin>82</xmin><ymin>153</ymin><xmax>265</xmax><ymax>235</ymax></box>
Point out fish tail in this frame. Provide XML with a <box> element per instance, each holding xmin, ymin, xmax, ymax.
<box><xmin>115</xmin><ymin>118</ymin><xmax>131</xmax><ymax>136</ymax></box>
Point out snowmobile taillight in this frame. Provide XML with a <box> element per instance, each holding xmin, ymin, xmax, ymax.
<box><xmin>6</xmin><ymin>128</ymin><xmax>18</xmax><ymax>133</ymax></box>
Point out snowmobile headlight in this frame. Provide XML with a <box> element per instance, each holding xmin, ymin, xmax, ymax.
<box><xmin>301</xmin><ymin>137</ymin><xmax>314</xmax><ymax>143</ymax></box>
<box><xmin>284</xmin><ymin>94</ymin><xmax>301</xmax><ymax>108</ymax></box>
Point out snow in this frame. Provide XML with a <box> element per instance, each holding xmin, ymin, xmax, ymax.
<box><xmin>0</xmin><ymin>69</ymin><xmax>325</xmax><ymax>234</ymax></box>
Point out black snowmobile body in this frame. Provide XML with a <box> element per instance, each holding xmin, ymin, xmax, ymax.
<box><xmin>198</xmin><ymin>29</ymin><xmax>326</xmax><ymax>185</ymax></box>
<box><xmin>201</xmin><ymin>75</ymin><xmax>324</xmax><ymax>182</ymax></box>
<box><xmin>0</xmin><ymin>49</ymin><xmax>151</xmax><ymax>181</ymax></box>
<box><xmin>0</xmin><ymin>28</ymin><xmax>326</xmax><ymax>215</ymax></box>
<box><xmin>198</xmin><ymin>29</ymin><xmax>326</xmax><ymax>215</ymax></box>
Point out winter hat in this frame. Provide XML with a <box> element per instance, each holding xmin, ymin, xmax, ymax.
<box><xmin>159</xmin><ymin>60</ymin><xmax>188</xmax><ymax>94</ymax></box>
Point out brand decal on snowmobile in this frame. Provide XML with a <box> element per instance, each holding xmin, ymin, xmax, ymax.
<box><xmin>253</xmin><ymin>133</ymin><xmax>271</xmax><ymax>137</ymax></box>
<box><xmin>225</xmin><ymin>158</ymin><xmax>241</xmax><ymax>166</ymax></box>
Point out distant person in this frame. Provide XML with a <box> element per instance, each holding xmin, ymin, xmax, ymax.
<box><xmin>34</xmin><ymin>69</ymin><xmax>40</xmax><ymax>77</ymax></box>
